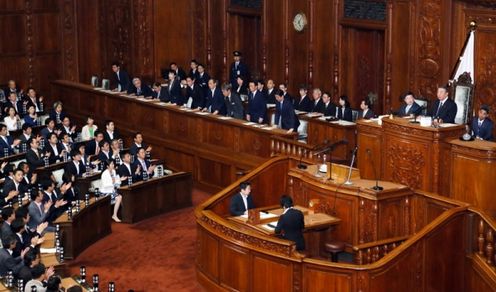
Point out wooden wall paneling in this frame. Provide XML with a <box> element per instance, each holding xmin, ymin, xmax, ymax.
<box><xmin>287</xmin><ymin>0</ymin><xmax>309</xmax><ymax>90</ymax></box>
<box><xmin>303</xmin><ymin>264</ymin><xmax>354</xmax><ymax>292</ymax></box>
<box><xmin>132</xmin><ymin>0</ymin><xmax>154</xmax><ymax>83</ymax></box>
<box><xmin>377</xmin><ymin>197</ymin><xmax>410</xmax><ymax>239</ymax></box>
<box><xmin>59</xmin><ymin>0</ymin><xmax>78</xmax><ymax>82</ymax></box>
<box><xmin>191</xmin><ymin>0</ymin><xmax>208</xmax><ymax>65</ymax></box>
<box><xmin>76</xmin><ymin>0</ymin><xmax>102</xmax><ymax>84</ymax></box>
<box><xmin>219</xmin><ymin>242</ymin><xmax>250</xmax><ymax>291</ymax></box>
<box><xmin>261</xmin><ymin>0</ymin><xmax>285</xmax><ymax>84</ymax></box>
<box><xmin>252</xmin><ymin>254</ymin><xmax>292</xmax><ymax>292</ymax></box>
<box><xmin>466</xmin><ymin>255</ymin><xmax>496</xmax><ymax>292</ymax></box>
<box><xmin>311</xmin><ymin>0</ymin><xmax>335</xmax><ymax>93</ymax></box>
<box><xmin>196</xmin><ymin>227</ymin><xmax>220</xmax><ymax>283</ymax></box>
<box><xmin>205</xmin><ymin>0</ymin><xmax>227</xmax><ymax>81</ymax></box>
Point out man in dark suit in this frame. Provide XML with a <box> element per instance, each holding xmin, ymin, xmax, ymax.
<box><xmin>65</xmin><ymin>149</ymin><xmax>84</xmax><ymax>177</ymax></box>
<box><xmin>129</xmin><ymin>132</ymin><xmax>152</xmax><ymax>157</ymax></box>
<box><xmin>162</xmin><ymin>70</ymin><xmax>182</xmax><ymax>105</ymax></box>
<box><xmin>197</xmin><ymin>64</ymin><xmax>210</xmax><ymax>98</ymax></box>
<box><xmin>26</xmin><ymin>138</ymin><xmax>48</xmax><ymax>170</ymax></box>
<box><xmin>229</xmin><ymin>181</ymin><xmax>255</xmax><ymax>216</ymax></box>
<box><xmin>111</xmin><ymin>62</ymin><xmax>131</xmax><ymax>92</ymax></box>
<box><xmin>472</xmin><ymin>105</ymin><xmax>494</xmax><ymax>141</ymax></box>
<box><xmin>246</xmin><ymin>81</ymin><xmax>267</xmax><ymax>124</ymax></box>
<box><xmin>132</xmin><ymin>148</ymin><xmax>156</xmax><ymax>180</ymax></box>
<box><xmin>222</xmin><ymin>83</ymin><xmax>244</xmax><ymax>120</ymax></box>
<box><xmin>168</xmin><ymin>62</ymin><xmax>187</xmax><ymax>81</ymax></box>
<box><xmin>118</xmin><ymin>151</ymin><xmax>141</xmax><ymax>186</ymax></box>
<box><xmin>85</xmin><ymin>131</ymin><xmax>104</xmax><ymax>156</ymax></box>
<box><xmin>57</xmin><ymin>116</ymin><xmax>77</xmax><ymax>141</ymax></box>
<box><xmin>129</xmin><ymin>78</ymin><xmax>153</xmax><ymax>97</ymax></box>
<box><xmin>43</xmin><ymin>133</ymin><xmax>65</xmax><ymax>164</ymax></box>
<box><xmin>0</xmin><ymin>124</ymin><xmax>20</xmax><ymax>157</ymax></box>
<box><xmin>151</xmin><ymin>82</ymin><xmax>167</xmax><ymax>100</ymax></box>
<box><xmin>3</xmin><ymin>92</ymin><xmax>23</xmax><ymax>116</ymax></box>
<box><xmin>97</xmin><ymin>140</ymin><xmax>112</xmax><ymax>164</ymax></box>
<box><xmin>204</xmin><ymin>79</ymin><xmax>227</xmax><ymax>115</ymax></box>
<box><xmin>311</xmin><ymin>88</ymin><xmax>325</xmax><ymax>113</ymax></box>
<box><xmin>429</xmin><ymin>85</ymin><xmax>458</xmax><ymax>124</ymax></box>
<box><xmin>186</xmin><ymin>76</ymin><xmax>205</xmax><ymax>109</ymax></box>
<box><xmin>294</xmin><ymin>85</ymin><xmax>313</xmax><ymax>112</ymax></box>
<box><xmin>188</xmin><ymin>59</ymin><xmax>200</xmax><ymax>80</ymax></box>
<box><xmin>24</xmin><ymin>87</ymin><xmax>43</xmax><ymax>113</ymax></box>
<box><xmin>358</xmin><ymin>98</ymin><xmax>375</xmax><ymax>119</ymax></box>
<box><xmin>266</xmin><ymin>79</ymin><xmax>277</xmax><ymax>104</ymax></box>
<box><xmin>3</xmin><ymin>80</ymin><xmax>22</xmax><ymax>99</ymax></box>
<box><xmin>397</xmin><ymin>91</ymin><xmax>422</xmax><ymax>117</ymax></box>
<box><xmin>40</xmin><ymin>118</ymin><xmax>61</xmax><ymax>140</ymax></box>
<box><xmin>320</xmin><ymin>92</ymin><xmax>337</xmax><ymax>117</ymax></box>
<box><xmin>2</xmin><ymin>169</ymin><xmax>26</xmax><ymax>205</ymax></box>
<box><xmin>275</xmin><ymin>195</ymin><xmax>305</xmax><ymax>251</ymax></box>
<box><xmin>0</xmin><ymin>234</ymin><xmax>27</xmax><ymax>276</ymax></box>
<box><xmin>279</xmin><ymin>83</ymin><xmax>293</xmax><ymax>103</ymax></box>
<box><xmin>1</xmin><ymin>207</ymin><xmax>16</xmax><ymax>238</ymax></box>
<box><xmin>230</xmin><ymin>51</ymin><xmax>250</xmax><ymax>87</ymax></box>
<box><xmin>274</xmin><ymin>90</ymin><xmax>299</xmax><ymax>132</ymax></box>
<box><xmin>103</xmin><ymin>120</ymin><xmax>120</xmax><ymax>142</ymax></box>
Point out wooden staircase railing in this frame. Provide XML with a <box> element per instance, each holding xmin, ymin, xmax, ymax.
<box><xmin>352</xmin><ymin>235</ymin><xmax>410</xmax><ymax>265</ymax></box>
<box><xmin>270</xmin><ymin>136</ymin><xmax>316</xmax><ymax>161</ymax></box>
<box><xmin>471</xmin><ymin>208</ymin><xmax>496</xmax><ymax>267</ymax></box>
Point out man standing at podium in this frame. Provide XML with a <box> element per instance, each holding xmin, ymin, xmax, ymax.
<box><xmin>275</xmin><ymin>195</ymin><xmax>305</xmax><ymax>251</ymax></box>
<box><xmin>230</xmin><ymin>181</ymin><xmax>254</xmax><ymax>216</ymax></box>
<box><xmin>430</xmin><ymin>85</ymin><xmax>457</xmax><ymax>124</ymax></box>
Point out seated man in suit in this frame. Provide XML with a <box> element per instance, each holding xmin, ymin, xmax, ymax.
<box><xmin>472</xmin><ymin>105</ymin><xmax>494</xmax><ymax>141</ymax></box>
<box><xmin>2</xmin><ymin>168</ymin><xmax>27</xmax><ymax>205</ymax></box>
<box><xmin>294</xmin><ymin>85</ymin><xmax>313</xmax><ymax>112</ymax></box>
<box><xmin>129</xmin><ymin>77</ymin><xmax>153</xmax><ymax>97</ymax></box>
<box><xmin>65</xmin><ymin>149</ymin><xmax>84</xmax><ymax>177</ymax></box>
<box><xmin>117</xmin><ymin>151</ymin><xmax>141</xmax><ymax>186</ymax></box>
<box><xmin>41</xmin><ymin>180</ymin><xmax>69</xmax><ymax>222</ymax></box>
<box><xmin>162</xmin><ymin>70</ymin><xmax>182</xmax><ymax>105</ymax></box>
<box><xmin>103</xmin><ymin>120</ymin><xmax>120</xmax><ymax>142</ymax></box>
<box><xmin>40</xmin><ymin>118</ymin><xmax>61</xmax><ymax>140</ymax></box>
<box><xmin>85</xmin><ymin>130</ymin><xmax>104</xmax><ymax>156</ymax></box>
<box><xmin>229</xmin><ymin>181</ymin><xmax>255</xmax><ymax>216</ymax></box>
<box><xmin>246</xmin><ymin>81</ymin><xmax>267</xmax><ymax>124</ymax></box>
<box><xmin>429</xmin><ymin>85</ymin><xmax>457</xmax><ymax>124</ymax></box>
<box><xmin>358</xmin><ymin>98</ymin><xmax>375</xmax><ymax>119</ymax></box>
<box><xmin>185</xmin><ymin>76</ymin><xmax>205</xmax><ymax>109</ymax></box>
<box><xmin>10</xmin><ymin>218</ymin><xmax>42</xmax><ymax>258</ymax></box>
<box><xmin>132</xmin><ymin>147</ymin><xmax>156</xmax><ymax>180</ymax></box>
<box><xmin>222</xmin><ymin>83</ymin><xmax>244</xmax><ymax>120</ymax></box>
<box><xmin>26</xmin><ymin>137</ymin><xmax>50</xmax><ymax>171</ymax></box>
<box><xmin>168</xmin><ymin>62</ymin><xmax>187</xmax><ymax>81</ymax></box>
<box><xmin>0</xmin><ymin>234</ymin><xmax>28</xmax><ymax>277</ymax></box>
<box><xmin>275</xmin><ymin>195</ymin><xmax>305</xmax><ymax>251</ymax></box>
<box><xmin>1</xmin><ymin>207</ymin><xmax>16</xmax><ymax>239</ymax></box>
<box><xmin>24</xmin><ymin>87</ymin><xmax>43</xmax><ymax>113</ymax></box>
<box><xmin>151</xmin><ymin>82</ymin><xmax>167</xmax><ymax>100</ymax></box>
<box><xmin>57</xmin><ymin>116</ymin><xmax>77</xmax><ymax>141</ymax></box>
<box><xmin>19</xmin><ymin>123</ymin><xmax>34</xmax><ymax>145</ymax></box>
<box><xmin>274</xmin><ymin>89</ymin><xmax>299</xmax><ymax>133</ymax></box>
<box><xmin>18</xmin><ymin>162</ymin><xmax>37</xmax><ymax>192</ymax></box>
<box><xmin>43</xmin><ymin>133</ymin><xmax>66</xmax><ymax>164</ymax></box>
<box><xmin>397</xmin><ymin>91</ymin><xmax>422</xmax><ymax>117</ymax></box>
<box><xmin>204</xmin><ymin>79</ymin><xmax>227</xmax><ymax>115</ymax></box>
<box><xmin>320</xmin><ymin>92</ymin><xmax>337</xmax><ymax>117</ymax></box>
<box><xmin>98</xmin><ymin>140</ymin><xmax>112</xmax><ymax>164</ymax></box>
<box><xmin>110</xmin><ymin>139</ymin><xmax>123</xmax><ymax>164</ymax></box>
<box><xmin>3</xmin><ymin>92</ymin><xmax>22</xmax><ymax>116</ymax></box>
<box><xmin>129</xmin><ymin>132</ymin><xmax>152</xmax><ymax>157</ymax></box>
<box><xmin>311</xmin><ymin>88</ymin><xmax>325</xmax><ymax>113</ymax></box>
<box><xmin>111</xmin><ymin>62</ymin><xmax>131</xmax><ymax>92</ymax></box>
<box><xmin>0</xmin><ymin>123</ymin><xmax>20</xmax><ymax>156</ymax></box>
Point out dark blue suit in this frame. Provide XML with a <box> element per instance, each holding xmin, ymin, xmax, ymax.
<box><xmin>0</xmin><ymin>136</ymin><xmax>14</xmax><ymax>156</ymax></box>
<box><xmin>294</xmin><ymin>96</ymin><xmax>313</xmax><ymax>112</ymax></box>
<box><xmin>130</xmin><ymin>84</ymin><xmax>153</xmax><ymax>97</ymax></box>
<box><xmin>113</xmin><ymin>70</ymin><xmax>131</xmax><ymax>92</ymax></box>
<box><xmin>162</xmin><ymin>79</ymin><xmax>182</xmax><ymax>105</ymax></box>
<box><xmin>397</xmin><ymin>102</ymin><xmax>422</xmax><ymax>117</ymax></box>
<box><xmin>187</xmin><ymin>85</ymin><xmax>205</xmax><ymax>109</ymax></box>
<box><xmin>275</xmin><ymin>208</ymin><xmax>305</xmax><ymax>251</ymax></box>
<box><xmin>429</xmin><ymin>99</ymin><xmax>458</xmax><ymax>124</ymax></box>
<box><xmin>206</xmin><ymin>88</ymin><xmax>227</xmax><ymax>115</ymax></box>
<box><xmin>229</xmin><ymin>193</ymin><xmax>255</xmax><ymax>216</ymax></box>
<box><xmin>197</xmin><ymin>72</ymin><xmax>210</xmax><ymax>98</ymax></box>
<box><xmin>337</xmin><ymin>107</ymin><xmax>353</xmax><ymax>122</ymax></box>
<box><xmin>275</xmin><ymin>99</ymin><xmax>299</xmax><ymax>131</ymax></box>
<box><xmin>247</xmin><ymin>91</ymin><xmax>267</xmax><ymax>123</ymax></box>
<box><xmin>230</xmin><ymin>61</ymin><xmax>250</xmax><ymax>87</ymax></box>
<box><xmin>472</xmin><ymin>118</ymin><xmax>494</xmax><ymax>141</ymax></box>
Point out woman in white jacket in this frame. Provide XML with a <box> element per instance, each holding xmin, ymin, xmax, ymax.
<box><xmin>100</xmin><ymin>158</ymin><xmax>126</xmax><ymax>222</ymax></box>
<box><xmin>81</xmin><ymin>116</ymin><xmax>98</xmax><ymax>141</ymax></box>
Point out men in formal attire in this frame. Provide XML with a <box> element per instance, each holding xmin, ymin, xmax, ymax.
<box><xmin>358</xmin><ymin>98</ymin><xmax>375</xmax><ymax>119</ymax></box>
<box><xmin>162</xmin><ymin>70</ymin><xmax>182</xmax><ymax>105</ymax></box>
<box><xmin>189</xmin><ymin>59</ymin><xmax>200</xmax><ymax>80</ymax></box>
<box><xmin>40</xmin><ymin>118</ymin><xmax>61</xmax><ymax>140</ymax></box>
<box><xmin>266</xmin><ymin>79</ymin><xmax>277</xmax><ymax>104</ymax></box>
<box><xmin>311</xmin><ymin>88</ymin><xmax>325</xmax><ymax>113</ymax></box>
<box><xmin>117</xmin><ymin>152</ymin><xmax>141</xmax><ymax>186</ymax></box>
<box><xmin>103</xmin><ymin>120</ymin><xmax>120</xmax><ymax>142</ymax></box>
<box><xmin>274</xmin><ymin>90</ymin><xmax>299</xmax><ymax>132</ymax></box>
<box><xmin>294</xmin><ymin>85</ymin><xmax>313</xmax><ymax>112</ymax></box>
<box><xmin>275</xmin><ymin>195</ymin><xmax>305</xmax><ymax>251</ymax></box>
<box><xmin>1</xmin><ymin>207</ymin><xmax>15</xmax><ymax>239</ymax></box>
<box><xmin>19</xmin><ymin>124</ymin><xmax>33</xmax><ymax>145</ymax></box>
<box><xmin>3</xmin><ymin>80</ymin><xmax>22</xmax><ymax>99</ymax></box>
<box><xmin>130</xmin><ymin>78</ymin><xmax>153</xmax><ymax>97</ymax></box>
<box><xmin>98</xmin><ymin>140</ymin><xmax>112</xmax><ymax>164</ymax></box>
<box><xmin>204</xmin><ymin>79</ymin><xmax>227</xmax><ymax>115</ymax></box>
<box><xmin>186</xmin><ymin>76</ymin><xmax>205</xmax><ymax>109</ymax></box>
<box><xmin>230</xmin><ymin>51</ymin><xmax>250</xmax><ymax>87</ymax></box>
<box><xmin>151</xmin><ymin>82</ymin><xmax>167</xmax><ymax>100</ymax></box>
<box><xmin>429</xmin><ymin>85</ymin><xmax>457</xmax><ymax>124</ymax></box>
<box><xmin>222</xmin><ymin>83</ymin><xmax>244</xmax><ymax>120</ymax></box>
<box><xmin>197</xmin><ymin>64</ymin><xmax>210</xmax><ymax>98</ymax></box>
<box><xmin>110</xmin><ymin>139</ymin><xmax>123</xmax><ymax>164</ymax></box>
<box><xmin>43</xmin><ymin>133</ymin><xmax>65</xmax><ymax>164</ymax></box>
<box><xmin>246</xmin><ymin>81</ymin><xmax>267</xmax><ymax>124</ymax></box>
<box><xmin>65</xmin><ymin>150</ymin><xmax>83</xmax><ymax>177</ymax></box>
<box><xmin>85</xmin><ymin>131</ymin><xmax>104</xmax><ymax>156</ymax></box>
<box><xmin>28</xmin><ymin>191</ymin><xmax>53</xmax><ymax>231</ymax></box>
<box><xmin>26</xmin><ymin>138</ymin><xmax>49</xmax><ymax>171</ymax></box>
<box><xmin>397</xmin><ymin>91</ymin><xmax>422</xmax><ymax>117</ymax></box>
<box><xmin>229</xmin><ymin>181</ymin><xmax>255</xmax><ymax>216</ymax></box>
<box><xmin>2</xmin><ymin>169</ymin><xmax>26</xmax><ymax>205</ymax></box>
<box><xmin>279</xmin><ymin>83</ymin><xmax>293</xmax><ymax>103</ymax></box>
<box><xmin>3</xmin><ymin>92</ymin><xmax>22</xmax><ymax>116</ymax></box>
<box><xmin>132</xmin><ymin>148</ymin><xmax>156</xmax><ymax>180</ymax></box>
<box><xmin>472</xmin><ymin>105</ymin><xmax>494</xmax><ymax>141</ymax></box>
<box><xmin>41</xmin><ymin>180</ymin><xmax>69</xmax><ymax>222</ymax></box>
<box><xmin>320</xmin><ymin>92</ymin><xmax>337</xmax><ymax>117</ymax></box>
<box><xmin>18</xmin><ymin>162</ymin><xmax>36</xmax><ymax>191</ymax></box>
<box><xmin>129</xmin><ymin>132</ymin><xmax>152</xmax><ymax>157</ymax></box>
<box><xmin>0</xmin><ymin>124</ymin><xmax>20</xmax><ymax>156</ymax></box>
<box><xmin>169</xmin><ymin>62</ymin><xmax>187</xmax><ymax>81</ymax></box>
<box><xmin>24</xmin><ymin>88</ymin><xmax>43</xmax><ymax>113</ymax></box>
<box><xmin>111</xmin><ymin>62</ymin><xmax>131</xmax><ymax>92</ymax></box>
<box><xmin>256</xmin><ymin>80</ymin><xmax>267</xmax><ymax>101</ymax></box>
<box><xmin>0</xmin><ymin>235</ymin><xmax>26</xmax><ymax>276</ymax></box>
<box><xmin>58</xmin><ymin>117</ymin><xmax>77</xmax><ymax>141</ymax></box>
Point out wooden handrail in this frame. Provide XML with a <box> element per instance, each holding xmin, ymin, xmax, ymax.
<box><xmin>352</xmin><ymin>235</ymin><xmax>410</xmax><ymax>264</ymax></box>
<box><xmin>270</xmin><ymin>136</ymin><xmax>316</xmax><ymax>162</ymax></box>
<box><xmin>468</xmin><ymin>207</ymin><xmax>496</xmax><ymax>268</ymax></box>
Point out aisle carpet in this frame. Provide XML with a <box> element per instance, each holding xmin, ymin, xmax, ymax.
<box><xmin>67</xmin><ymin>189</ymin><xmax>210</xmax><ymax>292</ymax></box>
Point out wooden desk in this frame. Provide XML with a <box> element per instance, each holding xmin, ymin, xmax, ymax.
<box><xmin>449</xmin><ymin>139</ymin><xmax>496</xmax><ymax>213</ymax></box>
<box><xmin>40</xmin><ymin>232</ymin><xmax>67</xmax><ymax>277</ymax></box>
<box><xmin>118</xmin><ymin>172</ymin><xmax>192</xmax><ymax>223</ymax></box>
<box><xmin>54</xmin><ymin>196</ymin><xmax>112</xmax><ymax>259</ymax></box>
<box><xmin>356</xmin><ymin>117</ymin><xmax>465</xmax><ymax>195</ymax></box>
<box><xmin>61</xmin><ymin>277</ymin><xmax>88</xmax><ymax>291</ymax></box>
<box><xmin>51</xmin><ymin>80</ymin><xmax>297</xmax><ymax>191</ymax></box>
<box><xmin>305</xmin><ymin>117</ymin><xmax>357</xmax><ymax>162</ymax></box>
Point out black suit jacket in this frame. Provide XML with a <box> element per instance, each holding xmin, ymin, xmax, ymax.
<box><xmin>358</xmin><ymin>109</ymin><xmax>375</xmax><ymax>120</ymax></box>
<box><xmin>113</xmin><ymin>70</ymin><xmax>132</xmax><ymax>92</ymax></box>
<box><xmin>43</xmin><ymin>143</ymin><xmax>64</xmax><ymax>164</ymax></box>
<box><xmin>98</xmin><ymin>151</ymin><xmax>112</xmax><ymax>164</ymax></box>
<box><xmin>85</xmin><ymin>140</ymin><xmax>99</xmax><ymax>156</ymax></box>
<box><xmin>294</xmin><ymin>96</ymin><xmax>313</xmax><ymax>112</ymax></box>
<box><xmin>132</xmin><ymin>158</ymin><xmax>151</xmax><ymax>181</ymax></box>
<box><xmin>337</xmin><ymin>107</ymin><xmax>353</xmax><ymax>122</ymax></box>
<box><xmin>64</xmin><ymin>160</ymin><xmax>83</xmax><ymax>177</ymax></box>
<box><xmin>26</xmin><ymin>148</ymin><xmax>46</xmax><ymax>170</ymax></box>
<box><xmin>230</xmin><ymin>62</ymin><xmax>250</xmax><ymax>86</ymax></box>
<box><xmin>103</xmin><ymin>130</ymin><xmax>120</xmax><ymax>143</ymax></box>
<box><xmin>312</xmin><ymin>99</ymin><xmax>325</xmax><ymax>113</ymax></box>
<box><xmin>275</xmin><ymin>208</ymin><xmax>305</xmax><ymax>251</ymax></box>
<box><xmin>152</xmin><ymin>87</ymin><xmax>168</xmax><ymax>100</ymax></box>
<box><xmin>0</xmin><ymin>135</ymin><xmax>14</xmax><ymax>156</ymax></box>
<box><xmin>129</xmin><ymin>84</ymin><xmax>153</xmax><ymax>97</ymax></box>
<box><xmin>161</xmin><ymin>79</ymin><xmax>182</xmax><ymax>105</ymax></box>
<box><xmin>117</xmin><ymin>163</ymin><xmax>139</xmax><ymax>186</ymax></box>
<box><xmin>229</xmin><ymin>193</ymin><xmax>255</xmax><ymax>216</ymax></box>
<box><xmin>397</xmin><ymin>102</ymin><xmax>422</xmax><ymax>117</ymax></box>
<box><xmin>321</xmin><ymin>102</ymin><xmax>337</xmax><ymax>117</ymax></box>
<box><xmin>187</xmin><ymin>85</ymin><xmax>205</xmax><ymax>109</ymax></box>
<box><xmin>206</xmin><ymin>88</ymin><xmax>227</xmax><ymax>115</ymax></box>
<box><xmin>429</xmin><ymin>99</ymin><xmax>458</xmax><ymax>124</ymax></box>
<box><xmin>225</xmin><ymin>93</ymin><xmax>244</xmax><ymax>119</ymax></box>
<box><xmin>275</xmin><ymin>99</ymin><xmax>299</xmax><ymax>131</ymax></box>
<box><xmin>472</xmin><ymin>118</ymin><xmax>494</xmax><ymax>141</ymax></box>
<box><xmin>2</xmin><ymin>180</ymin><xmax>26</xmax><ymax>204</ymax></box>
<box><xmin>266</xmin><ymin>89</ymin><xmax>277</xmax><ymax>104</ymax></box>
<box><xmin>247</xmin><ymin>91</ymin><xmax>267</xmax><ymax>123</ymax></box>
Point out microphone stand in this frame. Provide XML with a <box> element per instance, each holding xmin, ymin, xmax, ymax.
<box><xmin>366</xmin><ymin>149</ymin><xmax>383</xmax><ymax>191</ymax></box>
<box><xmin>344</xmin><ymin>147</ymin><xmax>358</xmax><ymax>185</ymax></box>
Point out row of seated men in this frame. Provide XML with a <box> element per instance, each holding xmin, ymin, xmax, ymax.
<box><xmin>110</xmin><ymin>57</ymin><xmax>494</xmax><ymax>140</ymax></box>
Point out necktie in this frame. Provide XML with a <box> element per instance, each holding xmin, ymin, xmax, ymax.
<box><xmin>479</xmin><ymin>120</ymin><xmax>483</xmax><ymax>128</ymax></box>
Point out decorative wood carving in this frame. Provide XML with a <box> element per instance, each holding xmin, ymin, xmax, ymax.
<box><xmin>386</xmin><ymin>143</ymin><xmax>425</xmax><ymax>189</ymax></box>
<box><xmin>25</xmin><ymin>0</ymin><xmax>35</xmax><ymax>87</ymax></box>
<box><xmin>132</xmin><ymin>0</ymin><xmax>154</xmax><ymax>80</ymax></box>
<box><xmin>61</xmin><ymin>0</ymin><xmax>79</xmax><ymax>81</ymax></box>
<box><xmin>106</xmin><ymin>0</ymin><xmax>132</xmax><ymax>71</ymax></box>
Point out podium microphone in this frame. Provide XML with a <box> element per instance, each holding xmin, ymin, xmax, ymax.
<box><xmin>344</xmin><ymin>146</ymin><xmax>358</xmax><ymax>185</ymax></box>
<box><xmin>298</xmin><ymin>139</ymin><xmax>329</xmax><ymax>169</ymax></box>
<box><xmin>366</xmin><ymin>148</ymin><xmax>383</xmax><ymax>191</ymax></box>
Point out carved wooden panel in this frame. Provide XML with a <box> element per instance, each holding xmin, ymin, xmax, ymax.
<box><xmin>60</xmin><ymin>0</ymin><xmax>78</xmax><ymax>81</ymax></box>
<box><xmin>252</xmin><ymin>255</ymin><xmax>292</xmax><ymax>292</ymax></box>
<box><xmin>384</xmin><ymin>142</ymin><xmax>427</xmax><ymax>190</ymax></box>
<box><xmin>303</xmin><ymin>265</ymin><xmax>353</xmax><ymax>291</ymax></box>
<box><xmin>219</xmin><ymin>243</ymin><xmax>250</xmax><ymax>291</ymax></box>
<box><xmin>132</xmin><ymin>0</ymin><xmax>154</xmax><ymax>81</ymax></box>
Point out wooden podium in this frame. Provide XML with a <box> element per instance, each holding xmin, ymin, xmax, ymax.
<box><xmin>357</xmin><ymin>117</ymin><xmax>465</xmax><ymax>195</ymax></box>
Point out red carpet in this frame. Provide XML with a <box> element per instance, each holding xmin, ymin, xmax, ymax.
<box><xmin>67</xmin><ymin>189</ymin><xmax>210</xmax><ymax>292</ymax></box>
